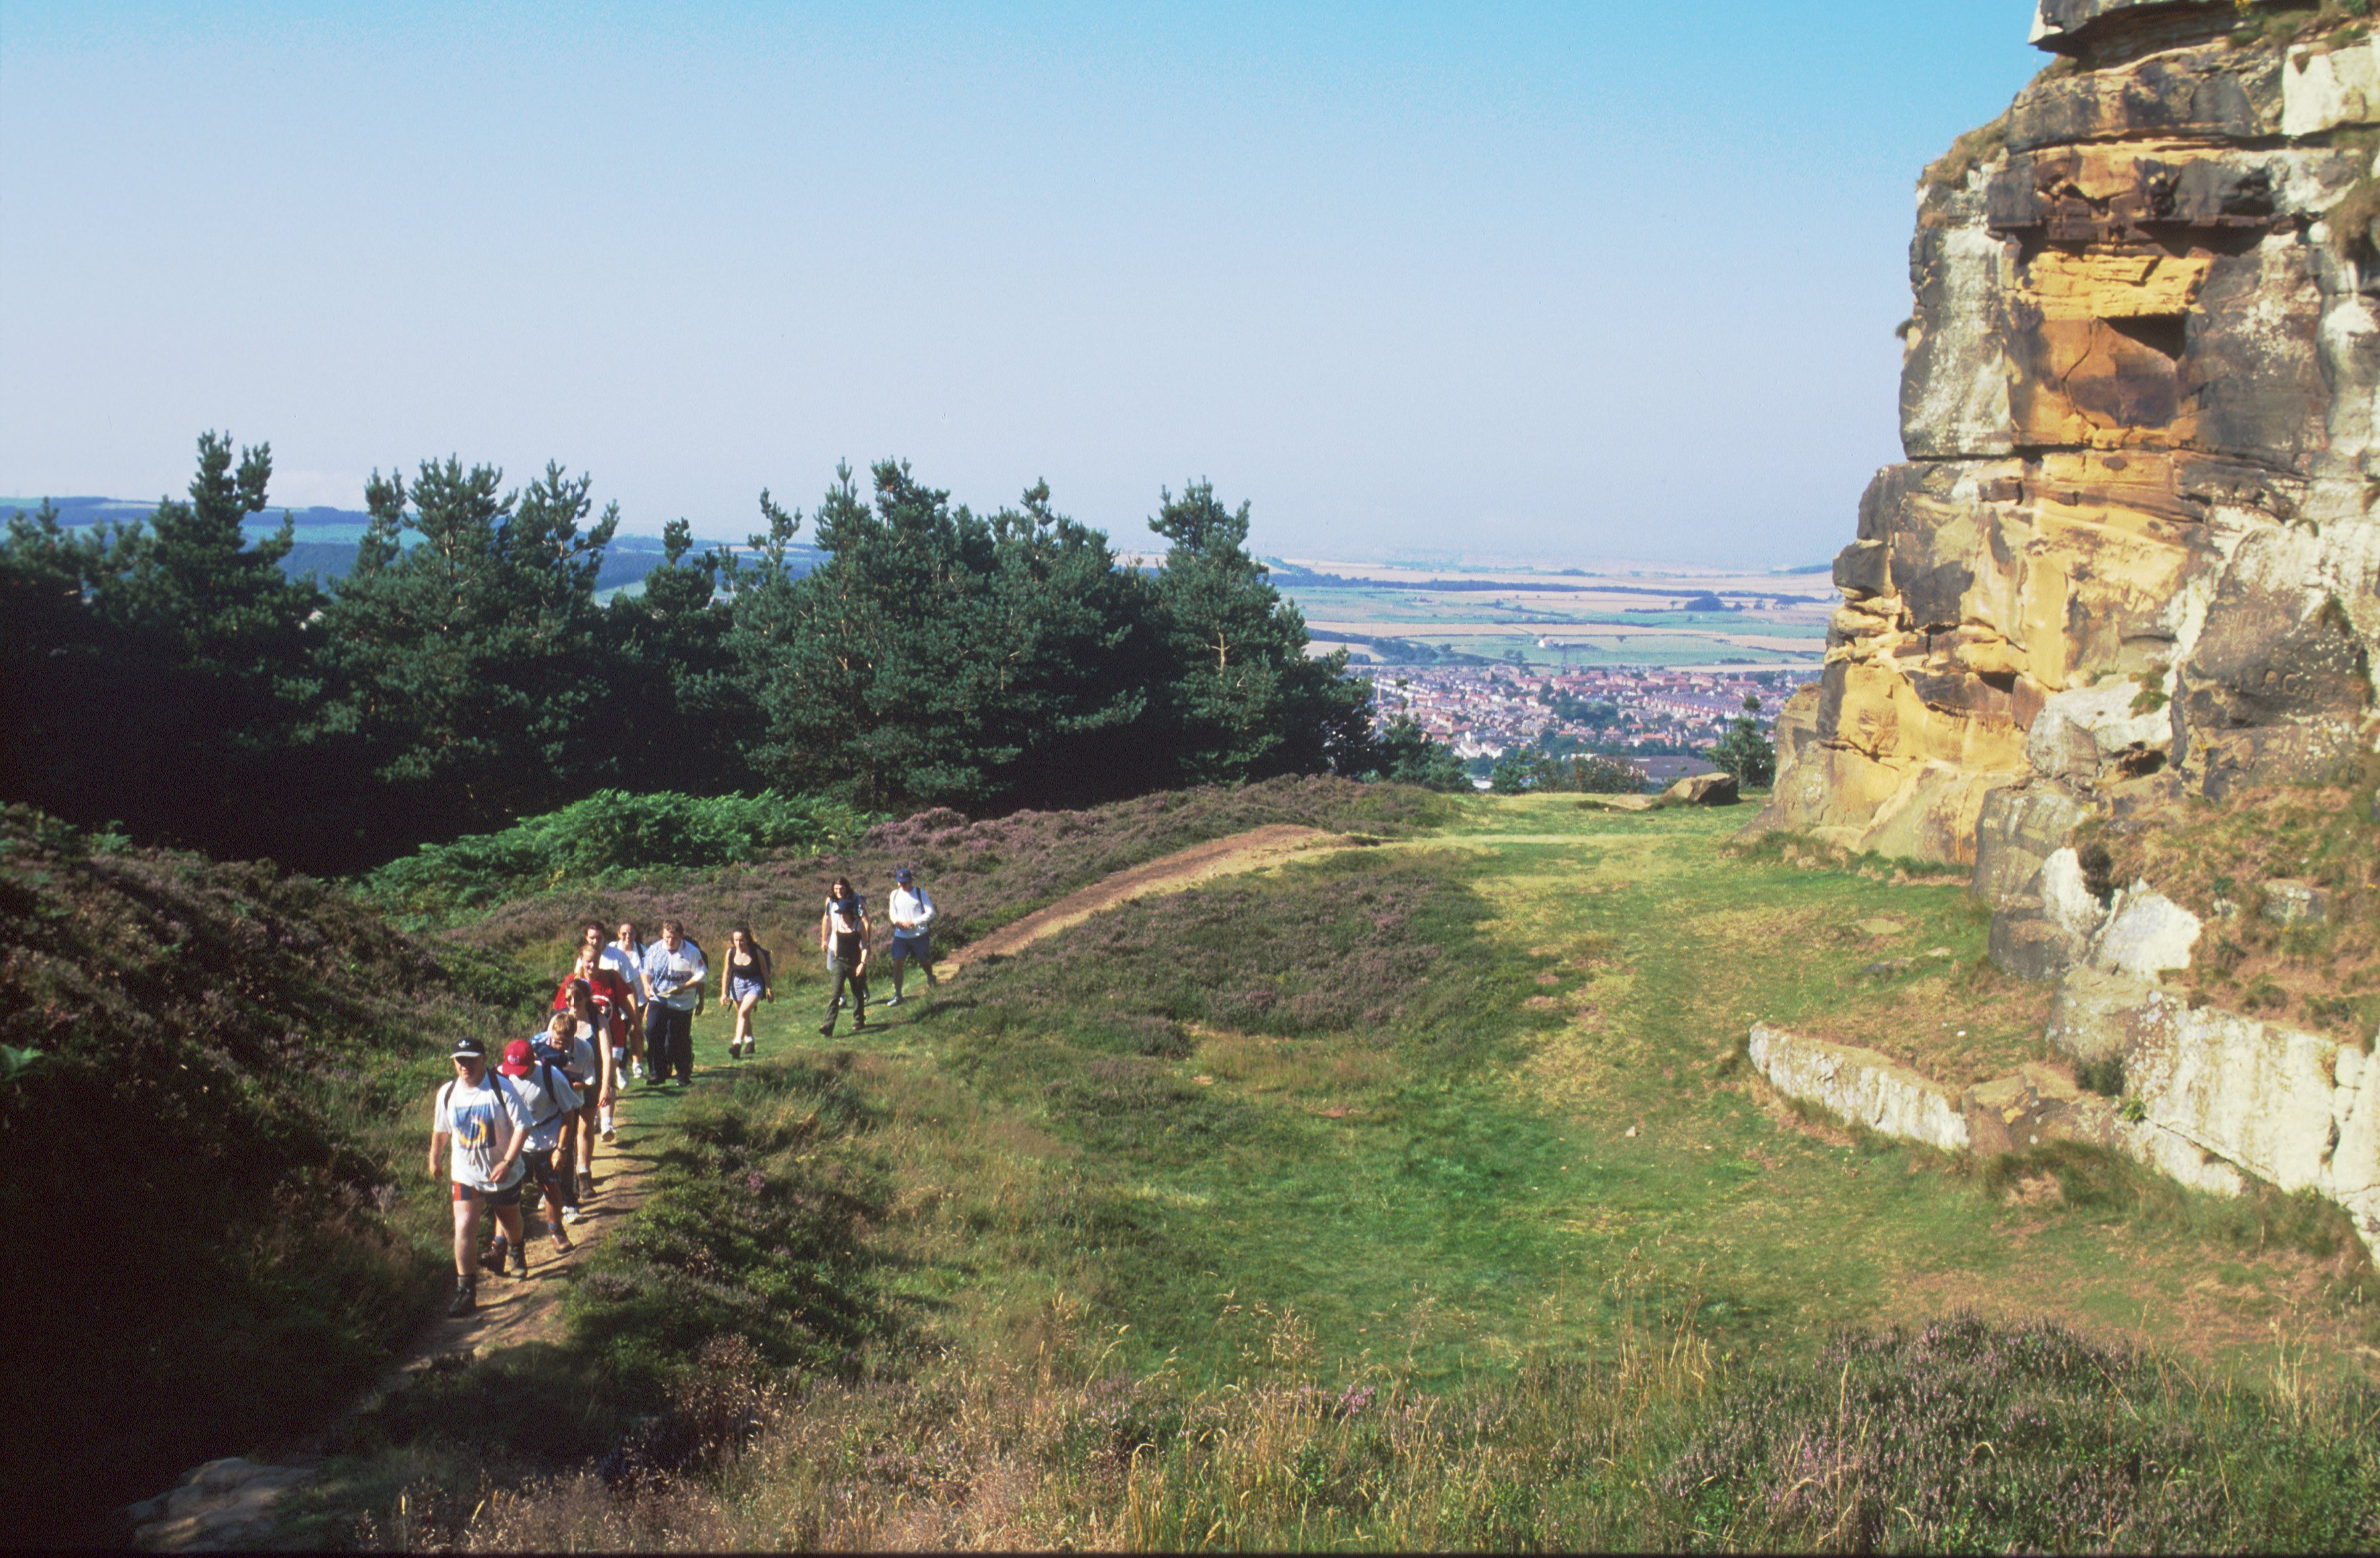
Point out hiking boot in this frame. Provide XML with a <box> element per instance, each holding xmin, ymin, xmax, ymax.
<box><xmin>448</xmin><ymin>1282</ymin><xmax>476</xmax><ymax>1317</ymax></box>
<box><xmin>886</xmin><ymin>993</ymin><xmax>902</xmax><ymax>1008</ymax></box>
<box><xmin>507</xmin><ymin>1244</ymin><xmax>530</xmax><ymax>1279</ymax></box>
<box><xmin>578</xmin><ymin>1171</ymin><xmax>595</xmax><ymax>1199</ymax></box>
<box><xmin>818</xmin><ymin>1022</ymin><xmax>835</xmax><ymax>1037</ymax></box>
<box><xmin>479</xmin><ymin>1239</ymin><xmax>508</xmax><ymax>1276</ymax></box>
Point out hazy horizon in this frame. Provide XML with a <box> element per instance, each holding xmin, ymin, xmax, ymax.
<box><xmin>1</xmin><ymin>2</ymin><xmax>2043</xmax><ymax>567</ymax></box>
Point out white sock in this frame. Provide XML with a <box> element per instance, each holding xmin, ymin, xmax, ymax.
<box><xmin>599</xmin><ymin>1106</ymin><xmax>614</xmax><ymax>1134</ymax></box>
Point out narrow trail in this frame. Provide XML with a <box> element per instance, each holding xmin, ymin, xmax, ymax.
<box><xmin>943</xmin><ymin>823</ymin><xmax>1347</xmax><ymax>971</ymax></box>
<box><xmin>131</xmin><ymin>1101</ymin><xmax>664</xmax><ymax>1551</ymax></box>
<box><xmin>131</xmin><ymin>821</ymin><xmax>1360</xmax><ymax>1549</ymax></box>
<box><xmin>354</xmin><ymin>1118</ymin><xmax>657</xmax><ymax>1402</ymax></box>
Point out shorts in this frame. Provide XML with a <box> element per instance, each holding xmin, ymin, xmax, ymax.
<box><xmin>521</xmin><ymin>1148</ymin><xmax>567</xmax><ymax>1192</ymax></box>
<box><xmin>731</xmin><ymin>976</ymin><xmax>766</xmax><ymax>1004</ymax></box>
<box><xmin>452</xmin><ymin>1177</ymin><xmax>523</xmax><ymax>1208</ymax></box>
<box><xmin>889</xmin><ymin>933</ymin><xmax>932</xmax><ymax>963</ymax></box>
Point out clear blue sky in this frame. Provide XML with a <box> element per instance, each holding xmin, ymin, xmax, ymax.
<box><xmin>0</xmin><ymin>2</ymin><xmax>2043</xmax><ymax>566</ymax></box>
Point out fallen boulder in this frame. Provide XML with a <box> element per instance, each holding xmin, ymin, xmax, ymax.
<box><xmin>1664</xmin><ymin>771</ymin><xmax>1740</xmax><ymax>806</ymax></box>
<box><xmin>1747</xmin><ymin>1025</ymin><xmax>1969</xmax><ymax>1153</ymax></box>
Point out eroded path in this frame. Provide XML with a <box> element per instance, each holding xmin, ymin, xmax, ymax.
<box><xmin>945</xmin><ymin>823</ymin><xmax>1345</xmax><ymax>969</ymax></box>
<box><xmin>131</xmin><ymin>1108</ymin><xmax>662</xmax><ymax>1550</ymax></box>
<box><xmin>131</xmin><ymin>822</ymin><xmax>1352</xmax><ymax>1548</ymax></box>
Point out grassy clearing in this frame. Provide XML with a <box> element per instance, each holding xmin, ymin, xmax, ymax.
<box><xmin>298</xmin><ymin>787</ymin><xmax>2380</xmax><ymax>1549</ymax></box>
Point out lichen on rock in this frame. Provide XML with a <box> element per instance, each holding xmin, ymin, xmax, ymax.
<box><xmin>1746</xmin><ymin>0</ymin><xmax>2380</xmax><ymax>874</ymax></box>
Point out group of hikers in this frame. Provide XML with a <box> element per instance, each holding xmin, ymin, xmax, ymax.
<box><xmin>428</xmin><ymin>869</ymin><xmax>941</xmax><ymax>1317</ymax></box>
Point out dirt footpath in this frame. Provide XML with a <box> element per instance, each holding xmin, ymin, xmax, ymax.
<box><xmin>128</xmin><ymin>822</ymin><xmax>1346</xmax><ymax>1548</ymax></box>
<box><xmin>945</xmin><ymin>823</ymin><xmax>1344</xmax><ymax>969</ymax></box>
<box><xmin>128</xmin><ymin>1119</ymin><xmax>659</xmax><ymax>1551</ymax></box>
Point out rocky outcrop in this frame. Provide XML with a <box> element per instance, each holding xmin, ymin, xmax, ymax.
<box><xmin>125</xmin><ymin>1459</ymin><xmax>317</xmax><ymax>1551</ymax></box>
<box><xmin>2047</xmin><ymin>974</ymin><xmax>2379</xmax><ymax>1250</ymax></box>
<box><xmin>1747</xmin><ymin>1025</ymin><xmax>1970</xmax><ymax>1152</ymax></box>
<box><xmin>1752</xmin><ymin>956</ymin><xmax>2379</xmax><ymax>1257</ymax></box>
<box><xmin>1747</xmin><ymin>0</ymin><xmax>2380</xmax><ymax>871</ymax></box>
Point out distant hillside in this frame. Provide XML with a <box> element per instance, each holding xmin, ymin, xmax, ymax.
<box><xmin>0</xmin><ymin>494</ymin><xmax>825</xmax><ymax>589</ymax></box>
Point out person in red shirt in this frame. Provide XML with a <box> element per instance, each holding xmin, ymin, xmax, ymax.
<box><xmin>551</xmin><ymin>949</ymin><xmax>626</xmax><ymax>1171</ymax></box>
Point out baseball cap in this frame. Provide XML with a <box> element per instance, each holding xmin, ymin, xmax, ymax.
<box><xmin>451</xmin><ymin>1035</ymin><xmax>487</xmax><ymax>1061</ymax></box>
<box><xmin>894</xmin><ymin>866</ymin><xmax>914</xmax><ymax>883</ymax></box>
<box><xmin>499</xmin><ymin>1038</ymin><xmax>534</xmax><ymax>1077</ymax></box>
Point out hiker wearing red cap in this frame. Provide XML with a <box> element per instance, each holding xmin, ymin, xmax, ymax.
<box><xmin>429</xmin><ymin>1034</ymin><xmax>536</xmax><ymax>1317</ymax></box>
<box><xmin>534</xmin><ymin>1004</ymin><xmax>601</xmax><ymax>1223</ymax></box>
<box><xmin>499</xmin><ymin>1037</ymin><xmax>582</xmax><ymax>1254</ymax></box>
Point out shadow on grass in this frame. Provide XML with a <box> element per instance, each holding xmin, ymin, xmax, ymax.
<box><xmin>300</xmin><ymin>1053</ymin><xmax>916</xmax><ymax>1544</ymax></box>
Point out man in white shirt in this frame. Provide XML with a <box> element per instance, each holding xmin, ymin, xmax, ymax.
<box><xmin>499</xmin><ymin>1036</ymin><xmax>582</xmax><ymax>1254</ymax></box>
<box><xmin>884</xmin><ymin>865</ymin><xmax>940</xmax><ymax>1006</ymax></box>
<box><xmin>639</xmin><ymin>918</ymin><xmax>707</xmax><ymax>1087</ymax></box>
<box><xmin>429</xmin><ymin>1034</ymin><xmax>535</xmax><ymax>1316</ymax></box>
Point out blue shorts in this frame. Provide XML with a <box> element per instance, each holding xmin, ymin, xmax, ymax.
<box><xmin>889</xmin><ymin>932</ymin><xmax>932</xmax><ymax>963</ymax></box>
<box><xmin>731</xmin><ymin>976</ymin><xmax>766</xmax><ymax>1003</ymax></box>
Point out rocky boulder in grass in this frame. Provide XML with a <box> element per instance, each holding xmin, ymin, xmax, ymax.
<box><xmin>1664</xmin><ymin>771</ymin><xmax>1739</xmax><ymax>806</ymax></box>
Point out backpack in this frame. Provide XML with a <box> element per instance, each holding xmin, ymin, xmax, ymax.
<box><xmin>523</xmin><ymin>1060</ymin><xmax>567</xmax><ymax>1130</ymax></box>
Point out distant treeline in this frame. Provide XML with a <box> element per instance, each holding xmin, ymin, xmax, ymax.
<box><xmin>1</xmin><ymin>434</ymin><xmax>1458</xmax><ymax>874</ymax></box>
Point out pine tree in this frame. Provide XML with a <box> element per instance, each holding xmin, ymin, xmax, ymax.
<box><xmin>724</xmin><ymin>463</ymin><xmax>1163</xmax><ymax>810</ymax></box>
<box><xmin>1148</xmin><ymin>481</ymin><xmax>1375</xmax><ymax>784</ymax></box>
<box><xmin>0</xmin><ymin>434</ymin><xmax>325</xmax><ymax>859</ymax></box>
<box><xmin>1707</xmin><ymin>694</ymin><xmax>1777</xmax><ymax>787</ymax></box>
<box><xmin>315</xmin><ymin>457</ymin><xmax>623</xmax><ymax>853</ymax></box>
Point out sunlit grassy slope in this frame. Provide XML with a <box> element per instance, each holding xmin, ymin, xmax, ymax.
<box><xmin>300</xmin><ymin>788</ymin><xmax>2379</xmax><ymax>1549</ymax></box>
<box><xmin>792</xmin><ymin>792</ymin><xmax>2374</xmax><ymax>1384</ymax></box>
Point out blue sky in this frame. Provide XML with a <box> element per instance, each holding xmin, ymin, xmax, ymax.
<box><xmin>0</xmin><ymin>3</ymin><xmax>2043</xmax><ymax>565</ymax></box>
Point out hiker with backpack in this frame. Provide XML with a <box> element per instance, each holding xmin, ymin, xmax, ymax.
<box><xmin>556</xmin><ymin>937</ymin><xmax>630</xmax><ymax>1144</ymax></box>
<box><xmin>611</xmin><ymin>920</ymin><xmax>650</xmax><ymax>1080</ymax></box>
<box><xmin>429</xmin><ymin>1034</ymin><xmax>536</xmax><ymax>1317</ymax></box>
<box><xmin>884</xmin><ymin>865</ymin><xmax>939</xmax><ymax>1006</ymax></box>
<box><xmin>818</xmin><ymin>878</ymin><xmax>870</xmax><ymax>1036</ymax></box>
<box><xmin>536</xmin><ymin>1000</ymin><xmax>603</xmax><ymax>1223</ymax></box>
<box><xmin>497</xmin><ymin>1037</ymin><xmax>582</xmax><ymax>1254</ymax></box>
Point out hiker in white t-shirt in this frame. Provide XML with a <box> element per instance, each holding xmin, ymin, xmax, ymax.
<box><xmin>638</xmin><ymin>919</ymin><xmax>707</xmax><ymax>1087</ymax></box>
<box><xmin>884</xmin><ymin>865</ymin><xmax>939</xmax><ymax>1006</ymax></box>
<box><xmin>611</xmin><ymin>920</ymin><xmax>649</xmax><ymax>1079</ymax></box>
<box><xmin>428</xmin><ymin>1034</ymin><xmax>536</xmax><ymax>1317</ymax></box>
<box><xmin>498</xmin><ymin>1037</ymin><xmax>582</xmax><ymax>1254</ymax></box>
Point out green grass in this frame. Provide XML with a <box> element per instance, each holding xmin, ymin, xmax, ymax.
<box><xmin>290</xmin><ymin>789</ymin><xmax>2380</xmax><ymax>1549</ymax></box>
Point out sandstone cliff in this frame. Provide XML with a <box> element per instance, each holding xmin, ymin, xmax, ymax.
<box><xmin>1753</xmin><ymin>0</ymin><xmax>2380</xmax><ymax>879</ymax></box>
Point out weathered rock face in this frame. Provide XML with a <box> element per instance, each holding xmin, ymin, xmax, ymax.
<box><xmin>2046</xmin><ymin>973</ymin><xmax>2379</xmax><ymax>1251</ymax></box>
<box><xmin>1750</xmin><ymin>0</ymin><xmax>2380</xmax><ymax>869</ymax></box>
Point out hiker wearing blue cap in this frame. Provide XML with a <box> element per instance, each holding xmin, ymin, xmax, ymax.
<box><xmin>884</xmin><ymin>865</ymin><xmax>939</xmax><ymax>1006</ymax></box>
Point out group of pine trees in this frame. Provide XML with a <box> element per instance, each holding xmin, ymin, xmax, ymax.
<box><xmin>1</xmin><ymin>434</ymin><xmax>1458</xmax><ymax>874</ymax></box>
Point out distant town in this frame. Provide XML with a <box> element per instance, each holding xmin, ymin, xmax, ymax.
<box><xmin>1371</xmin><ymin>663</ymin><xmax>1819</xmax><ymax>774</ymax></box>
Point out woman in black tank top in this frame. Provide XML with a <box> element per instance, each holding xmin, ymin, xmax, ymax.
<box><xmin>720</xmin><ymin>924</ymin><xmax>774</xmax><ymax>1059</ymax></box>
